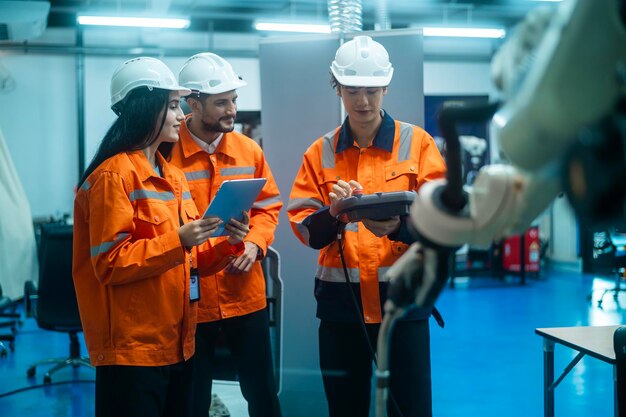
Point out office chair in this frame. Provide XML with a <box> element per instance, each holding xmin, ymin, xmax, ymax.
<box><xmin>0</xmin><ymin>285</ymin><xmax>21</xmax><ymax>357</ymax></box>
<box><xmin>0</xmin><ymin>314</ymin><xmax>17</xmax><ymax>356</ymax></box>
<box><xmin>0</xmin><ymin>311</ymin><xmax>13</xmax><ymax>356</ymax></box>
<box><xmin>597</xmin><ymin>229</ymin><xmax>626</xmax><ymax>307</ymax></box>
<box><xmin>25</xmin><ymin>223</ymin><xmax>93</xmax><ymax>383</ymax></box>
<box><xmin>261</xmin><ymin>246</ymin><xmax>284</xmax><ymax>395</ymax></box>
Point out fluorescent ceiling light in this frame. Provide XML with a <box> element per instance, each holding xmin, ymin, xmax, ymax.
<box><xmin>77</xmin><ymin>16</ymin><xmax>190</xmax><ymax>29</ymax></box>
<box><xmin>423</xmin><ymin>27</ymin><xmax>506</xmax><ymax>38</ymax></box>
<box><xmin>254</xmin><ymin>22</ymin><xmax>331</xmax><ymax>34</ymax></box>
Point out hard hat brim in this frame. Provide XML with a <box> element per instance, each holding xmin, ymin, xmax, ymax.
<box><xmin>191</xmin><ymin>78</ymin><xmax>248</xmax><ymax>95</ymax></box>
<box><xmin>110</xmin><ymin>84</ymin><xmax>191</xmax><ymax>108</ymax></box>
<box><xmin>169</xmin><ymin>86</ymin><xmax>192</xmax><ymax>97</ymax></box>
<box><xmin>333</xmin><ymin>73</ymin><xmax>392</xmax><ymax>88</ymax></box>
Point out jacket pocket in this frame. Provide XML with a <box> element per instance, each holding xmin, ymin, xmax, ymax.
<box><xmin>384</xmin><ymin>160</ymin><xmax>418</xmax><ymax>191</ymax></box>
<box><xmin>320</xmin><ymin>170</ymin><xmax>344</xmax><ymax>197</ymax></box>
<box><xmin>182</xmin><ymin>202</ymin><xmax>199</xmax><ymax>223</ymax></box>
<box><xmin>134</xmin><ymin>202</ymin><xmax>171</xmax><ymax>238</ymax></box>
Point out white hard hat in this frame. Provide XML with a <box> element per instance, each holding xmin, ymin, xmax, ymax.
<box><xmin>178</xmin><ymin>53</ymin><xmax>247</xmax><ymax>95</ymax></box>
<box><xmin>110</xmin><ymin>57</ymin><xmax>190</xmax><ymax>110</ymax></box>
<box><xmin>330</xmin><ymin>35</ymin><xmax>394</xmax><ymax>87</ymax></box>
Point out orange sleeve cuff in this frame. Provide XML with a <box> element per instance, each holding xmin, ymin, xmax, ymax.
<box><xmin>231</xmin><ymin>241</ymin><xmax>245</xmax><ymax>257</ymax></box>
<box><xmin>196</xmin><ymin>240</ymin><xmax>244</xmax><ymax>276</ymax></box>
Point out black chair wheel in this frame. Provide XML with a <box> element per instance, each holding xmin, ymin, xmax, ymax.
<box><xmin>27</xmin><ymin>366</ymin><xmax>36</xmax><ymax>377</ymax></box>
<box><xmin>43</xmin><ymin>374</ymin><xmax>52</xmax><ymax>384</ymax></box>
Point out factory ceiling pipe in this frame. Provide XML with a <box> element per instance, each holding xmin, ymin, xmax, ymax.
<box><xmin>328</xmin><ymin>0</ymin><xmax>362</xmax><ymax>33</ymax></box>
<box><xmin>375</xmin><ymin>0</ymin><xmax>390</xmax><ymax>31</ymax></box>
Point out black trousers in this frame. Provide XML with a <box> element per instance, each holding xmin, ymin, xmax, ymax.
<box><xmin>95</xmin><ymin>359</ymin><xmax>194</xmax><ymax>417</ymax></box>
<box><xmin>193</xmin><ymin>309</ymin><xmax>282</xmax><ymax>417</ymax></box>
<box><xmin>319</xmin><ymin>319</ymin><xmax>432</xmax><ymax>417</ymax></box>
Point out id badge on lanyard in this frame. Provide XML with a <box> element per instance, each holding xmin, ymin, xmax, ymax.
<box><xmin>190</xmin><ymin>267</ymin><xmax>200</xmax><ymax>302</ymax></box>
<box><xmin>180</xmin><ymin>212</ymin><xmax>200</xmax><ymax>302</ymax></box>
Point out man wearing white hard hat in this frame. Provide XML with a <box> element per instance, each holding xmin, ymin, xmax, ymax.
<box><xmin>287</xmin><ymin>36</ymin><xmax>447</xmax><ymax>417</ymax></box>
<box><xmin>170</xmin><ymin>53</ymin><xmax>283</xmax><ymax>417</ymax></box>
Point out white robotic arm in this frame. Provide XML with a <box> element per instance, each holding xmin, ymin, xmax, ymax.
<box><xmin>415</xmin><ymin>0</ymin><xmax>625</xmax><ymax>251</ymax></box>
<box><xmin>412</xmin><ymin>164</ymin><xmax>560</xmax><ymax>249</ymax></box>
<box><xmin>376</xmin><ymin>1</ymin><xmax>626</xmax><ymax>413</ymax></box>
<box><xmin>494</xmin><ymin>0</ymin><xmax>626</xmax><ymax>172</ymax></box>
<box><xmin>400</xmin><ymin>0</ymin><xmax>626</xmax><ymax>297</ymax></box>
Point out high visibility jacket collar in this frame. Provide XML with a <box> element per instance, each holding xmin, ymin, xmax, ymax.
<box><xmin>336</xmin><ymin>109</ymin><xmax>395</xmax><ymax>153</ymax></box>
<box><xmin>179</xmin><ymin>114</ymin><xmax>238</xmax><ymax>159</ymax></box>
<box><xmin>126</xmin><ymin>150</ymin><xmax>170</xmax><ymax>182</ymax></box>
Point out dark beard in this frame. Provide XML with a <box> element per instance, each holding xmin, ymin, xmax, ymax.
<box><xmin>201</xmin><ymin>118</ymin><xmax>235</xmax><ymax>133</ymax></box>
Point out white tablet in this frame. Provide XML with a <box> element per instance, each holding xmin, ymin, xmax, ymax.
<box><xmin>203</xmin><ymin>178</ymin><xmax>267</xmax><ymax>237</ymax></box>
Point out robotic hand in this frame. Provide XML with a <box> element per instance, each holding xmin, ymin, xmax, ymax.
<box><xmin>376</xmin><ymin>1</ymin><xmax>626</xmax><ymax>414</ymax></box>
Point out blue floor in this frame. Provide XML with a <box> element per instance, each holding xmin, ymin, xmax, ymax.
<box><xmin>1</xmin><ymin>266</ymin><xmax>624</xmax><ymax>416</ymax></box>
<box><xmin>430</xmin><ymin>268</ymin><xmax>625</xmax><ymax>417</ymax></box>
<box><xmin>0</xmin><ymin>314</ymin><xmax>95</xmax><ymax>416</ymax></box>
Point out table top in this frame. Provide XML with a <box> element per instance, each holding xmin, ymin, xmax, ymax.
<box><xmin>535</xmin><ymin>325</ymin><xmax>624</xmax><ymax>364</ymax></box>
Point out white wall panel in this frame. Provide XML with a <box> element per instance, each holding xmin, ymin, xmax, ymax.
<box><xmin>0</xmin><ymin>54</ymin><xmax>77</xmax><ymax>218</ymax></box>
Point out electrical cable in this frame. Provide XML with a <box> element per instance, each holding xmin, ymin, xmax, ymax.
<box><xmin>336</xmin><ymin>223</ymin><xmax>406</xmax><ymax>417</ymax></box>
<box><xmin>0</xmin><ymin>379</ymin><xmax>95</xmax><ymax>398</ymax></box>
<box><xmin>375</xmin><ymin>305</ymin><xmax>405</xmax><ymax>417</ymax></box>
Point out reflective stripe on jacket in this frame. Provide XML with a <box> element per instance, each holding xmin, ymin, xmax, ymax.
<box><xmin>169</xmin><ymin>116</ymin><xmax>283</xmax><ymax>322</ymax></box>
<box><xmin>73</xmin><ymin>151</ymin><xmax>241</xmax><ymax>367</ymax></box>
<box><xmin>288</xmin><ymin>111</ymin><xmax>446</xmax><ymax>324</ymax></box>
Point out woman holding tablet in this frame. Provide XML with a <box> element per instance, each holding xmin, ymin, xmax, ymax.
<box><xmin>72</xmin><ymin>57</ymin><xmax>249</xmax><ymax>417</ymax></box>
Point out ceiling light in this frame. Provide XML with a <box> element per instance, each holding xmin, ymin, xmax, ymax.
<box><xmin>423</xmin><ymin>27</ymin><xmax>506</xmax><ymax>39</ymax></box>
<box><xmin>77</xmin><ymin>16</ymin><xmax>190</xmax><ymax>29</ymax></box>
<box><xmin>254</xmin><ymin>21</ymin><xmax>331</xmax><ymax>34</ymax></box>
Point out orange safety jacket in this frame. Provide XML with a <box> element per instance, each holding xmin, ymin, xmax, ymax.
<box><xmin>288</xmin><ymin>111</ymin><xmax>446</xmax><ymax>324</ymax></box>
<box><xmin>73</xmin><ymin>151</ymin><xmax>243</xmax><ymax>367</ymax></box>
<box><xmin>169</xmin><ymin>116</ymin><xmax>283</xmax><ymax>323</ymax></box>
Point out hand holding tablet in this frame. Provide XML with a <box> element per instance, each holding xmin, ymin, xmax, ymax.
<box><xmin>203</xmin><ymin>178</ymin><xmax>267</xmax><ymax>237</ymax></box>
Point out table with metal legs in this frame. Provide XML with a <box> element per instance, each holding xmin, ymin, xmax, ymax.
<box><xmin>535</xmin><ymin>325</ymin><xmax>625</xmax><ymax>417</ymax></box>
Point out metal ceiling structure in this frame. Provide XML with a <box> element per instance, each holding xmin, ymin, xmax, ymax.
<box><xmin>44</xmin><ymin>0</ymin><xmax>546</xmax><ymax>33</ymax></box>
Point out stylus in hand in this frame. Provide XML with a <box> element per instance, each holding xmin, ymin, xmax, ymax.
<box><xmin>329</xmin><ymin>179</ymin><xmax>363</xmax><ymax>217</ymax></box>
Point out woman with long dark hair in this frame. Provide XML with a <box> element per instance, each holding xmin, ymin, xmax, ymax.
<box><xmin>72</xmin><ymin>57</ymin><xmax>249</xmax><ymax>417</ymax></box>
